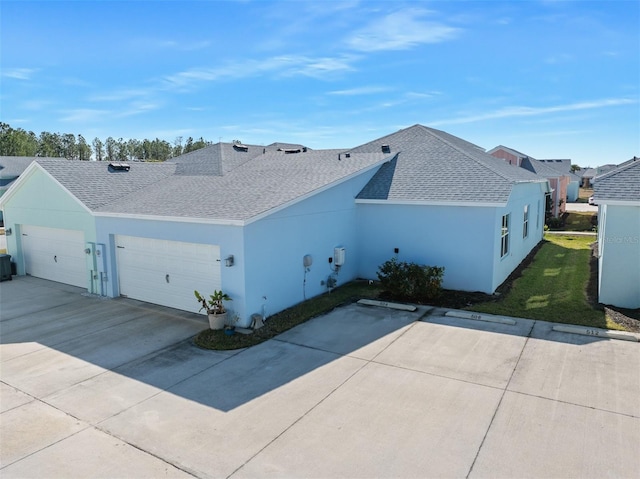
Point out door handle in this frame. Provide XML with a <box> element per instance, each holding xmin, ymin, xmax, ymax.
<box><xmin>165</xmin><ymin>274</ymin><xmax>170</xmax><ymax>283</ymax></box>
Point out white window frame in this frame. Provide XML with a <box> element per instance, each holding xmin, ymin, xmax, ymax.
<box><xmin>523</xmin><ymin>204</ymin><xmax>529</xmax><ymax>238</ymax></box>
<box><xmin>501</xmin><ymin>214</ymin><xmax>510</xmax><ymax>258</ymax></box>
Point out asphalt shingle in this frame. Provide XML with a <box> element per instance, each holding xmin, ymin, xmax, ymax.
<box><xmin>593</xmin><ymin>159</ymin><xmax>640</xmax><ymax>202</ymax></box>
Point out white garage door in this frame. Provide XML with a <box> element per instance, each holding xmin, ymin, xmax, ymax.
<box><xmin>115</xmin><ymin>236</ymin><xmax>221</xmax><ymax>314</ymax></box>
<box><xmin>21</xmin><ymin>225</ymin><xmax>87</xmax><ymax>288</ymax></box>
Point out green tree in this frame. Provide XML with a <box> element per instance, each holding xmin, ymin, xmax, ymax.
<box><xmin>571</xmin><ymin>164</ymin><xmax>581</xmax><ymax>173</ymax></box>
<box><xmin>78</xmin><ymin>134</ymin><xmax>92</xmax><ymax>160</ymax></box>
<box><xmin>0</xmin><ymin>123</ymin><xmax>39</xmax><ymax>156</ymax></box>
<box><xmin>105</xmin><ymin>137</ymin><xmax>116</xmax><ymax>162</ymax></box>
<box><xmin>38</xmin><ymin>131</ymin><xmax>63</xmax><ymax>157</ymax></box>
<box><xmin>92</xmin><ymin>137</ymin><xmax>104</xmax><ymax>161</ymax></box>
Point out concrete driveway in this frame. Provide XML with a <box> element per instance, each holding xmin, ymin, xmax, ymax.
<box><xmin>1</xmin><ymin>277</ymin><xmax>639</xmax><ymax>478</ymax></box>
<box><xmin>566</xmin><ymin>202</ymin><xmax>598</xmax><ymax>213</ymax></box>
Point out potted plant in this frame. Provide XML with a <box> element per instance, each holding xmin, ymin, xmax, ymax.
<box><xmin>194</xmin><ymin>290</ymin><xmax>232</xmax><ymax>330</ymax></box>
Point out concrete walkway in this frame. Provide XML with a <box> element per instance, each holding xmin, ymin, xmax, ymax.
<box><xmin>1</xmin><ymin>277</ymin><xmax>639</xmax><ymax>478</ymax></box>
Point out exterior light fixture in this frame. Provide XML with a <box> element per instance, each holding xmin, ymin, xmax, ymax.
<box><xmin>225</xmin><ymin>255</ymin><xmax>234</xmax><ymax>267</ymax></box>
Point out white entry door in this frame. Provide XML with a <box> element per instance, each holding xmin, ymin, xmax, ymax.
<box><xmin>21</xmin><ymin>225</ymin><xmax>87</xmax><ymax>288</ymax></box>
<box><xmin>115</xmin><ymin>235</ymin><xmax>221</xmax><ymax>313</ymax></box>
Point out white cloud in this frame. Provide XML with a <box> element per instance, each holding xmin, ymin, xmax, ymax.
<box><xmin>346</xmin><ymin>8</ymin><xmax>460</xmax><ymax>52</ymax></box>
<box><xmin>328</xmin><ymin>86</ymin><xmax>392</xmax><ymax>96</ymax></box>
<box><xmin>59</xmin><ymin>108</ymin><xmax>109</xmax><ymax>123</ymax></box>
<box><xmin>162</xmin><ymin>54</ymin><xmax>356</xmax><ymax>90</ymax></box>
<box><xmin>2</xmin><ymin>68</ymin><xmax>38</xmax><ymax>80</ymax></box>
<box><xmin>430</xmin><ymin>98</ymin><xmax>638</xmax><ymax>126</ymax></box>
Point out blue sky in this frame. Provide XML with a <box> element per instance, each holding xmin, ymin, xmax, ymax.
<box><xmin>1</xmin><ymin>0</ymin><xmax>638</xmax><ymax>166</ymax></box>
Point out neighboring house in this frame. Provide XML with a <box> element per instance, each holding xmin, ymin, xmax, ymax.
<box><xmin>0</xmin><ymin>156</ymin><xmax>42</xmax><ymax>223</ymax></box>
<box><xmin>0</xmin><ymin>125</ymin><xmax>548</xmax><ymax>326</ymax></box>
<box><xmin>593</xmin><ymin>158</ymin><xmax>640</xmax><ymax>309</ymax></box>
<box><xmin>580</xmin><ymin>168</ymin><xmax>597</xmax><ymax>187</ymax></box>
<box><xmin>538</xmin><ymin>159</ymin><xmax>580</xmax><ymax>202</ymax></box>
<box><xmin>488</xmin><ymin>146</ymin><xmax>569</xmax><ymax>217</ymax></box>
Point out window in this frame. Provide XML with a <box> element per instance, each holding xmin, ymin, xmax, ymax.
<box><xmin>523</xmin><ymin>205</ymin><xmax>529</xmax><ymax>238</ymax></box>
<box><xmin>501</xmin><ymin>214</ymin><xmax>510</xmax><ymax>257</ymax></box>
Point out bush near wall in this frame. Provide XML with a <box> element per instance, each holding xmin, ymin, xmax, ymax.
<box><xmin>377</xmin><ymin>258</ymin><xmax>444</xmax><ymax>302</ymax></box>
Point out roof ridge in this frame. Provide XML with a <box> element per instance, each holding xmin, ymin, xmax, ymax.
<box><xmin>595</xmin><ymin>157</ymin><xmax>640</xmax><ymax>181</ymax></box>
<box><xmin>423</xmin><ymin>128</ymin><xmax>522</xmax><ymax>183</ymax></box>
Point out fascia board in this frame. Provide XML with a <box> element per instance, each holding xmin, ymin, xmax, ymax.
<box><xmin>355</xmin><ymin>199</ymin><xmax>505</xmax><ymax>208</ymax></box>
<box><xmin>595</xmin><ymin>199</ymin><xmax>640</xmax><ymax>207</ymax></box>
<box><xmin>94</xmin><ymin>211</ymin><xmax>245</xmax><ymax>227</ymax></box>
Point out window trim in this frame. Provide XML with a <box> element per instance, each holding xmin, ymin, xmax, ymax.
<box><xmin>501</xmin><ymin>213</ymin><xmax>510</xmax><ymax>258</ymax></box>
<box><xmin>523</xmin><ymin>204</ymin><xmax>529</xmax><ymax>238</ymax></box>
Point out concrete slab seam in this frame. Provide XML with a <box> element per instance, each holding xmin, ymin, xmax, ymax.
<box><xmin>504</xmin><ymin>389</ymin><xmax>640</xmax><ymax>420</ymax></box>
<box><xmin>464</xmin><ymin>319</ymin><xmax>537</xmax><ymax>479</ymax></box>
<box><xmin>229</xmin><ymin>321</ymin><xmax>423</xmax><ymax>478</ymax></box>
<box><xmin>89</xmin><ymin>424</ymin><xmax>201</xmax><ymax>478</ymax></box>
<box><xmin>552</xmin><ymin>325</ymin><xmax>639</xmax><ymax>342</ymax></box>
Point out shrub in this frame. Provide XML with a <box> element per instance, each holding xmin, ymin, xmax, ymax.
<box><xmin>377</xmin><ymin>258</ymin><xmax>444</xmax><ymax>302</ymax></box>
<box><xmin>546</xmin><ymin>216</ymin><xmax>562</xmax><ymax>229</ymax></box>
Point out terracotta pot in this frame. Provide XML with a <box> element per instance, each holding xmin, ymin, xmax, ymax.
<box><xmin>207</xmin><ymin>312</ymin><xmax>227</xmax><ymax>330</ymax></box>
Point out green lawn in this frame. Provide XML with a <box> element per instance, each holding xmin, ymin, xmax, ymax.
<box><xmin>562</xmin><ymin>212</ymin><xmax>597</xmax><ymax>232</ymax></box>
<box><xmin>466</xmin><ymin>234</ymin><xmax>620</xmax><ymax>329</ymax></box>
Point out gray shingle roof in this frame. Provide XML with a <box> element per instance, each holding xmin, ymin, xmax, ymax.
<box><xmin>0</xmin><ymin>156</ymin><xmax>43</xmax><ymax>178</ymax></box>
<box><xmin>520</xmin><ymin>157</ymin><xmax>568</xmax><ymax>179</ymax></box>
<box><xmin>36</xmin><ymin>160</ymin><xmax>177</xmax><ymax>210</ymax></box>
<box><xmin>95</xmin><ymin>149</ymin><xmax>386</xmax><ymax>221</ymax></box>
<box><xmin>355</xmin><ymin>125</ymin><xmax>545</xmax><ymax>204</ymax></box>
<box><xmin>593</xmin><ymin>159</ymin><xmax>640</xmax><ymax>202</ymax></box>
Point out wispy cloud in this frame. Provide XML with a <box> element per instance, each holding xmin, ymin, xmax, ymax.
<box><xmin>59</xmin><ymin>108</ymin><xmax>110</xmax><ymax>123</ymax></box>
<box><xmin>346</xmin><ymin>8</ymin><xmax>460</xmax><ymax>52</ymax></box>
<box><xmin>430</xmin><ymin>98</ymin><xmax>637</xmax><ymax>126</ymax></box>
<box><xmin>162</xmin><ymin>54</ymin><xmax>356</xmax><ymax>90</ymax></box>
<box><xmin>328</xmin><ymin>86</ymin><xmax>392</xmax><ymax>96</ymax></box>
<box><xmin>2</xmin><ymin>68</ymin><xmax>38</xmax><ymax>80</ymax></box>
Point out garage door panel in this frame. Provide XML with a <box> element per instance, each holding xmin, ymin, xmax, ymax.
<box><xmin>21</xmin><ymin>225</ymin><xmax>86</xmax><ymax>288</ymax></box>
<box><xmin>115</xmin><ymin>236</ymin><xmax>221</xmax><ymax>314</ymax></box>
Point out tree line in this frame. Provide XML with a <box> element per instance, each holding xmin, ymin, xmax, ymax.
<box><xmin>0</xmin><ymin>122</ymin><xmax>210</xmax><ymax>161</ymax></box>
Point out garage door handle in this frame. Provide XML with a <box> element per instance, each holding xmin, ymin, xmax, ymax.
<box><xmin>54</xmin><ymin>255</ymin><xmax>57</xmax><ymax>263</ymax></box>
<box><xmin>165</xmin><ymin>274</ymin><xmax>170</xmax><ymax>283</ymax></box>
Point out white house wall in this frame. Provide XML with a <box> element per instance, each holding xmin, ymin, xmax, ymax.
<box><xmin>95</xmin><ymin>217</ymin><xmax>247</xmax><ymax>320</ymax></box>
<box><xmin>355</xmin><ymin>203</ymin><xmax>496</xmax><ymax>293</ymax></box>
<box><xmin>243</xmin><ymin>168</ymin><xmax>380</xmax><ymax>322</ymax></box>
<box><xmin>597</xmin><ymin>204</ymin><xmax>640</xmax><ymax>308</ymax></box>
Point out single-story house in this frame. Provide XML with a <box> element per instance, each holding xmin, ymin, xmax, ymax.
<box><xmin>580</xmin><ymin>168</ymin><xmax>597</xmax><ymax>187</ymax></box>
<box><xmin>593</xmin><ymin>159</ymin><xmax>640</xmax><ymax>309</ymax></box>
<box><xmin>537</xmin><ymin>159</ymin><xmax>580</xmax><ymax>202</ymax></box>
<box><xmin>0</xmin><ymin>125</ymin><xmax>549</xmax><ymax>326</ymax></box>
<box><xmin>487</xmin><ymin>146</ymin><xmax>569</xmax><ymax>217</ymax></box>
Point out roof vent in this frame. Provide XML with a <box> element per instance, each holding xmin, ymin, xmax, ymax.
<box><xmin>233</xmin><ymin>144</ymin><xmax>249</xmax><ymax>152</ymax></box>
<box><xmin>108</xmin><ymin>162</ymin><xmax>130</xmax><ymax>171</ymax></box>
<box><xmin>345</xmin><ymin>153</ymin><xmax>351</xmax><ymax>158</ymax></box>
<box><xmin>381</xmin><ymin>144</ymin><xmax>391</xmax><ymax>154</ymax></box>
<box><xmin>284</xmin><ymin>148</ymin><xmax>302</xmax><ymax>154</ymax></box>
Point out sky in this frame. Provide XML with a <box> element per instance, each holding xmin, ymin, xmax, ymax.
<box><xmin>1</xmin><ymin>0</ymin><xmax>638</xmax><ymax>167</ymax></box>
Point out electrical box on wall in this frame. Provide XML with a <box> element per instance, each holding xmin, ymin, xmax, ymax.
<box><xmin>334</xmin><ymin>247</ymin><xmax>346</xmax><ymax>266</ymax></box>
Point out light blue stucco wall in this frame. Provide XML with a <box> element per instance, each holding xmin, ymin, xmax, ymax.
<box><xmin>491</xmin><ymin>182</ymin><xmax>546</xmax><ymax>292</ymax></box>
<box><xmin>242</xmin><ymin>168</ymin><xmax>380</xmax><ymax>322</ymax></box>
<box><xmin>356</xmin><ymin>203</ymin><xmax>496</xmax><ymax>293</ymax></box>
<box><xmin>0</xmin><ymin>167</ymin><xmax>96</xmax><ymax>290</ymax></box>
<box><xmin>567</xmin><ymin>181</ymin><xmax>579</xmax><ymax>202</ymax></box>
<box><xmin>356</xmin><ymin>182</ymin><xmax>546</xmax><ymax>294</ymax></box>
<box><xmin>597</xmin><ymin>204</ymin><xmax>640</xmax><ymax>308</ymax></box>
<box><xmin>95</xmin><ymin>216</ymin><xmax>247</xmax><ymax>319</ymax></box>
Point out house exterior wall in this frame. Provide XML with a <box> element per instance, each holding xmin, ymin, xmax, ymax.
<box><xmin>597</xmin><ymin>204</ymin><xmax>640</xmax><ymax>308</ymax></box>
<box><xmin>0</xmin><ymin>167</ymin><xmax>96</xmax><ymax>290</ymax></box>
<box><xmin>355</xmin><ymin>203</ymin><xmax>496</xmax><ymax>293</ymax></box>
<box><xmin>567</xmin><ymin>180</ymin><xmax>579</xmax><ymax>202</ymax></box>
<box><xmin>95</xmin><ymin>216</ymin><xmax>247</xmax><ymax>320</ymax></box>
<box><xmin>491</xmin><ymin>149</ymin><xmax>521</xmax><ymax>166</ymax></box>
<box><xmin>242</xmin><ymin>168</ymin><xmax>379</xmax><ymax>324</ymax></box>
<box><xmin>356</xmin><ymin>182</ymin><xmax>545</xmax><ymax>294</ymax></box>
<box><xmin>491</xmin><ymin>182</ymin><xmax>546</xmax><ymax>292</ymax></box>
